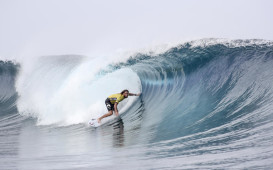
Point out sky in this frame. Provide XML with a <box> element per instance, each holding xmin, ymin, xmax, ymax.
<box><xmin>0</xmin><ymin>0</ymin><xmax>273</xmax><ymax>59</ymax></box>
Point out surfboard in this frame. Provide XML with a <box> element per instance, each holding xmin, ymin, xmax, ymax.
<box><xmin>88</xmin><ymin>118</ymin><xmax>100</xmax><ymax>128</ymax></box>
<box><xmin>88</xmin><ymin>115</ymin><xmax>122</xmax><ymax>128</ymax></box>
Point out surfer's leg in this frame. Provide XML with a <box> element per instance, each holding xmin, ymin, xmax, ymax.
<box><xmin>99</xmin><ymin>98</ymin><xmax>115</xmax><ymax>123</ymax></box>
<box><xmin>98</xmin><ymin>110</ymin><xmax>113</xmax><ymax>123</ymax></box>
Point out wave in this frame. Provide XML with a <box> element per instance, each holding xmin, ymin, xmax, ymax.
<box><xmin>0</xmin><ymin>39</ymin><xmax>272</xmax><ymax>135</ymax></box>
<box><xmin>0</xmin><ymin>39</ymin><xmax>272</xmax><ymax>128</ymax></box>
<box><xmin>1</xmin><ymin>38</ymin><xmax>273</xmax><ymax>168</ymax></box>
<box><xmin>108</xmin><ymin>39</ymin><xmax>273</xmax><ymax>143</ymax></box>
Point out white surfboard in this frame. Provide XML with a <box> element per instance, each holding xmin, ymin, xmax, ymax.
<box><xmin>88</xmin><ymin>118</ymin><xmax>100</xmax><ymax>128</ymax></box>
<box><xmin>88</xmin><ymin>114</ymin><xmax>123</xmax><ymax>128</ymax></box>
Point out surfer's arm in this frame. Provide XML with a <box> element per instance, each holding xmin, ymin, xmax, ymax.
<box><xmin>129</xmin><ymin>93</ymin><xmax>141</xmax><ymax>96</ymax></box>
<box><xmin>114</xmin><ymin>102</ymin><xmax>119</xmax><ymax>116</ymax></box>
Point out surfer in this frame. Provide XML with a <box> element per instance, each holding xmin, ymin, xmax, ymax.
<box><xmin>98</xmin><ymin>90</ymin><xmax>141</xmax><ymax>123</ymax></box>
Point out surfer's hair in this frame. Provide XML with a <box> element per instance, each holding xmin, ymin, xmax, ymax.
<box><xmin>120</xmin><ymin>89</ymin><xmax>129</xmax><ymax>94</ymax></box>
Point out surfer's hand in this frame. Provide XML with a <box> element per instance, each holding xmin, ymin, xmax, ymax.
<box><xmin>136</xmin><ymin>93</ymin><xmax>141</xmax><ymax>96</ymax></box>
<box><xmin>115</xmin><ymin>112</ymin><xmax>119</xmax><ymax>116</ymax></box>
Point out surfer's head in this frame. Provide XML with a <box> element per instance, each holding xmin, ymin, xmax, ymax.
<box><xmin>121</xmin><ymin>89</ymin><xmax>129</xmax><ymax>98</ymax></box>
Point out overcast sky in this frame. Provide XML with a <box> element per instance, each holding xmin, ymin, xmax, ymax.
<box><xmin>0</xmin><ymin>0</ymin><xmax>272</xmax><ymax>59</ymax></box>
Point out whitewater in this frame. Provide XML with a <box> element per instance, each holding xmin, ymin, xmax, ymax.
<box><xmin>1</xmin><ymin>39</ymin><xmax>273</xmax><ymax>169</ymax></box>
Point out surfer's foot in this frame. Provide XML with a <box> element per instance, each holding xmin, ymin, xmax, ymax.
<box><xmin>97</xmin><ymin>118</ymin><xmax>101</xmax><ymax>123</ymax></box>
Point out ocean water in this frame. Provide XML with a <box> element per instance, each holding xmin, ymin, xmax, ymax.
<box><xmin>1</xmin><ymin>39</ymin><xmax>273</xmax><ymax>169</ymax></box>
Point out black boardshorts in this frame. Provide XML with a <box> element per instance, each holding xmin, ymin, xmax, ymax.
<box><xmin>105</xmin><ymin>98</ymin><xmax>114</xmax><ymax>111</ymax></box>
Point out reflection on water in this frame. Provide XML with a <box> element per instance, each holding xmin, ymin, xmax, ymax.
<box><xmin>112</xmin><ymin>119</ymin><xmax>124</xmax><ymax>148</ymax></box>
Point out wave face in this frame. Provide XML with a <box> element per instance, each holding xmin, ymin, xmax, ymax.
<box><xmin>1</xmin><ymin>39</ymin><xmax>273</xmax><ymax>169</ymax></box>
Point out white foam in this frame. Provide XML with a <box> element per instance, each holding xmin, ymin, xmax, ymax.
<box><xmin>15</xmin><ymin>55</ymin><xmax>141</xmax><ymax>126</ymax></box>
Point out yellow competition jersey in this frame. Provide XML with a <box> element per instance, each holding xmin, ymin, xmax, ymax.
<box><xmin>108</xmin><ymin>93</ymin><xmax>125</xmax><ymax>104</ymax></box>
